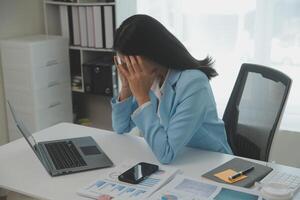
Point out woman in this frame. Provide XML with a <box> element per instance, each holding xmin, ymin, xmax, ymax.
<box><xmin>111</xmin><ymin>14</ymin><xmax>232</xmax><ymax>165</ymax></box>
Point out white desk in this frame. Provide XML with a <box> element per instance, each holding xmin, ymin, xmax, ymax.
<box><xmin>0</xmin><ymin>123</ymin><xmax>299</xmax><ymax>200</ymax></box>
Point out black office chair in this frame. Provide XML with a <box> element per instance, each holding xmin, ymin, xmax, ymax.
<box><xmin>222</xmin><ymin>63</ymin><xmax>292</xmax><ymax>161</ymax></box>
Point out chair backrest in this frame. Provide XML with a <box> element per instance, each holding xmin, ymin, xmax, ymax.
<box><xmin>222</xmin><ymin>63</ymin><xmax>292</xmax><ymax>161</ymax></box>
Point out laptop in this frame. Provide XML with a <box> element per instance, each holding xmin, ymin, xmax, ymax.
<box><xmin>7</xmin><ymin>101</ymin><xmax>113</xmax><ymax>177</ymax></box>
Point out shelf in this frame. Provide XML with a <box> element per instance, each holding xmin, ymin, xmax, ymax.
<box><xmin>44</xmin><ymin>0</ymin><xmax>124</xmax><ymax>130</ymax></box>
<box><xmin>72</xmin><ymin>87</ymin><xmax>84</xmax><ymax>93</ymax></box>
<box><xmin>45</xmin><ymin>1</ymin><xmax>115</xmax><ymax>6</ymax></box>
<box><xmin>69</xmin><ymin>46</ymin><xmax>114</xmax><ymax>52</ymax></box>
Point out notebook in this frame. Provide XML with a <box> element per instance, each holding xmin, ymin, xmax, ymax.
<box><xmin>202</xmin><ymin>158</ymin><xmax>273</xmax><ymax>188</ymax></box>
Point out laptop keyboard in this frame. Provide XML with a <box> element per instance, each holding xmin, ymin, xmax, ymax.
<box><xmin>45</xmin><ymin>141</ymin><xmax>87</xmax><ymax>170</ymax></box>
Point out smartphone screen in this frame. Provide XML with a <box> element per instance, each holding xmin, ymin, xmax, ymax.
<box><xmin>118</xmin><ymin>162</ymin><xmax>159</xmax><ymax>184</ymax></box>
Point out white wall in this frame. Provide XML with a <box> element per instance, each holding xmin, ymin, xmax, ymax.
<box><xmin>269</xmin><ymin>130</ymin><xmax>300</xmax><ymax>168</ymax></box>
<box><xmin>0</xmin><ymin>0</ymin><xmax>45</xmax><ymax>145</ymax></box>
<box><xmin>116</xmin><ymin>0</ymin><xmax>137</xmax><ymax>26</ymax></box>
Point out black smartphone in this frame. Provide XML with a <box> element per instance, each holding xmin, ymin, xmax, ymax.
<box><xmin>118</xmin><ymin>162</ymin><xmax>159</xmax><ymax>184</ymax></box>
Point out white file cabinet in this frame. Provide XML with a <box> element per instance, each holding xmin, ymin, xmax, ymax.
<box><xmin>1</xmin><ymin>35</ymin><xmax>73</xmax><ymax>141</ymax></box>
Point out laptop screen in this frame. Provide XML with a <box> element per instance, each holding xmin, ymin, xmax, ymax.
<box><xmin>7</xmin><ymin>101</ymin><xmax>38</xmax><ymax>152</ymax></box>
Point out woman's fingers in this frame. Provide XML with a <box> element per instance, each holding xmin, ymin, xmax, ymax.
<box><xmin>113</xmin><ymin>56</ymin><xmax>119</xmax><ymax>67</ymax></box>
<box><xmin>124</xmin><ymin>56</ymin><xmax>135</xmax><ymax>74</ymax></box>
<box><xmin>116</xmin><ymin>66</ymin><xmax>124</xmax><ymax>78</ymax></box>
<box><xmin>136</xmin><ymin>56</ymin><xmax>143</xmax><ymax>65</ymax></box>
<box><xmin>118</xmin><ymin>63</ymin><xmax>130</xmax><ymax>79</ymax></box>
<box><xmin>136</xmin><ymin>56</ymin><xmax>146</xmax><ymax>72</ymax></box>
<box><xmin>129</xmin><ymin>56</ymin><xmax>142</xmax><ymax>72</ymax></box>
<box><xmin>118</xmin><ymin>55</ymin><xmax>145</xmax><ymax>77</ymax></box>
<box><xmin>114</xmin><ymin>56</ymin><xmax>126</xmax><ymax>76</ymax></box>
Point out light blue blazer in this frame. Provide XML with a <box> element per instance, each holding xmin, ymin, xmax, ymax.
<box><xmin>111</xmin><ymin>69</ymin><xmax>232</xmax><ymax>164</ymax></box>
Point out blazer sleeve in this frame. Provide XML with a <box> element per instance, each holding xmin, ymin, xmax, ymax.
<box><xmin>111</xmin><ymin>96</ymin><xmax>138</xmax><ymax>134</ymax></box>
<box><xmin>131</xmin><ymin>84</ymin><xmax>212</xmax><ymax>164</ymax></box>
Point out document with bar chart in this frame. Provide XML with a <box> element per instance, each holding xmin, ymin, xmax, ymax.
<box><xmin>150</xmin><ymin>175</ymin><xmax>262</xmax><ymax>200</ymax></box>
<box><xmin>77</xmin><ymin>162</ymin><xmax>180</xmax><ymax>200</ymax></box>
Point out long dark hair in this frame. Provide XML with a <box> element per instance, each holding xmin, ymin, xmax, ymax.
<box><xmin>113</xmin><ymin>14</ymin><xmax>217</xmax><ymax>79</ymax></box>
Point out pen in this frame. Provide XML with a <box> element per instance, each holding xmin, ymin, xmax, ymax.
<box><xmin>228</xmin><ymin>166</ymin><xmax>255</xmax><ymax>180</ymax></box>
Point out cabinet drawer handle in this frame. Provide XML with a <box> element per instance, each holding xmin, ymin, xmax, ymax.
<box><xmin>48</xmin><ymin>102</ymin><xmax>61</xmax><ymax>108</ymax></box>
<box><xmin>48</xmin><ymin>81</ymin><xmax>60</xmax><ymax>88</ymax></box>
<box><xmin>46</xmin><ymin>60</ymin><xmax>59</xmax><ymax>67</ymax></box>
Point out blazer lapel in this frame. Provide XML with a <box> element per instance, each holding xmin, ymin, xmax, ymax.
<box><xmin>149</xmin><ymin>90</ymin><xmax>158</xmax><ymax>112</ymax></box>
<box><xmin>158</xmin><ymin>70</ymin><xmax>182</xmax><ymax>125</ymax></box>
